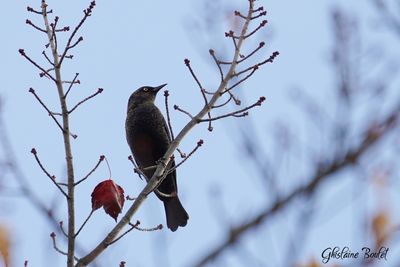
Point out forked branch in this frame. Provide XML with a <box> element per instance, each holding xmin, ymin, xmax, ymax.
<box><xmin>76</xmin><ymin>0</ymin><xmax>278</xmax><ymax>265</ymax></box>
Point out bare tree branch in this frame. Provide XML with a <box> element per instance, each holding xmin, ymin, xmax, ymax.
<box><xmin>30</xmin><ymin>148</ymin><xmax>68</xmax><ymax>198</ymax></box>
<box><xmin>75</xmin><ymin>0</ymin><xmax>277</xmax><ymax>265</ymax></box>
<box><xmin>68</xmin><ymin>88</ymin><xmax>103</xmax><ymax>114</ymax></box>
<box><xmin>190</xmin><ymin>101</ymin><xmax>400</xmax><ymax>267</ymax></box>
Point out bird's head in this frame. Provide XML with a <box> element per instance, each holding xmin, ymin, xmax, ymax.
<box><xmin>127</xmin><ymin>83</ymin><xmax>167</xmax><ymax>109</ymax></box>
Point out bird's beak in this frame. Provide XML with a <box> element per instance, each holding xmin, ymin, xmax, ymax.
<box><xmin>153</xmin><ymin>83</ymin><xmax>167</xmax><ymax>93</ymax></box>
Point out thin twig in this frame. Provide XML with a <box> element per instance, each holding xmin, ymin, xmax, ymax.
<box><xmin>232</xmin><ymin>112</ymin><xmax>248</xmax><ymax>118</ymax></box>
<box><xmin>27</xmin><ymin>6</ymin><xmax>52</xmax><ymax>15</ymax></box>
<box><xmin>218</xmin><ymin>42</ymin><xmax>265</xmax><ymax>65</ymax></box>
<box><xmin>28</xmin><ymin>88</ymin><xmax>64</xmax><ymax>133</ymax></box>
<box><xmin>26</xmin><ymin>19</ymin><xmax>46</xmax><ymax>33</ymax></box>
<box><xmin>63</xmin><ymin>80</ymin><xmax>79</xmax><ymax>84</ymax></box>
<box><xmin>174</xmin><ymin>105</ymin><xmax>194</xmax><ymax>119</ymax></box>
<box><xmin>209</xmin><ymin>49</ymin><xmax>224</xmax><ymax>82</ymax></box>
<box><xmin>68</xmin><ymin>37</ymin><xmax>84</xmax><ymax>50</ymax></box>
<box><xmin>213</xmin><ymin>95</ymin><xmax>233</xmax><ymax>108</ymax></box>
<box><xmin>50</xmin><ymin>232</ymin><xmax>67</xmax><ymax>256</ymax></box>
<box><xmin>184</xmin><ymin>59</ymin><xmax>213</xmax><ymax>127</ymax></box>
<box><xmin>243</xmin><ymin>20</ymin><xmax>268</xmax><ymax>39</ymax></box>
<box><xmin>234</xmin><ymin>10</ymin><xmax>247</xmax><ymax>19</ymax></box>
<box><xmin>134</xmin><ymin>223</ymin><xmax>163</xmax><ymax>232</ymax></box>
<box><xmin>42</xmin><ymin>50</ymin><xmax>55</xmax><ymax>66</ymax></box>
<box><xmin>229</xmin><ymin>91</ymin><xmax>242</xmax><ymax>105</ymax></box>
<box><xmin>75</xmin><ymin>210</ymin><xmax>94</xmax><ymax>237</ymax></box>
<box><xmin>68</xmin><ymin>88</ymin><xmax>103</xmax><ymax>114</ymax></box>
<box><xmin>126</xmin><ymin>195</ymin><xmax>136</xmax><ymax>201</ymax></box>
<box><xmin>234</xmin><ymin>51</ymin><xmax>279</xmax><ymax>77</ymax></box>
<box><xmin>168</xmin><ymin>140</ymin><xmax>204</xmax><ymax>174</ymax></box>
<box><xmin>199</xmin><ymin>97</ymin><xmax>265</xmax><ymax>122</ymax></box>
<box><xmin>64</xmin><ymin>73</ymin><xmax>80</xmax><ymax>98</ymax></box>
<box><xmin>251</xmin><ymin>11</ymin><xmax>267</xmax><ymax>20</ymax></box>
<box><xmin>184</xmin><ymin>59</ymin><xmax>205</xmax><ymax>96</ymax></box>
<box><xmin>106</xmin><ymin>221</ymin><xmax>141</xmax><ymax>246</ymax></box>
<box><xmin>74</xmin><ymin>155</ymin><xmax>105</xmax><ymax>186</ymax></box>
<box><xmin>227</xmin><ymin>67</ymin><xmax>257</xmax><ymax>92</ymax></box>
<box><xmin>59</xmin><ymin>221</ymin><xmax>68</xmax><ymax>238</ymax></box>
<box><xmin>128</xmin><ymin>155</ymin><xmax>143</xmax><ymax>180</ymax></box>
<box><xmin>237</xmin><ymin>42</ymin><xmax>265</xmax><ymax>63</ymax></box>
<box><xmin>19</xmin><ymin>49</ymin><xmax>56</xmax><ymax>82</ymax></box>
<box><xmin>58</xmin><ymin>1</ymin><xmax>96</xmax><ymax>66</ymax></box>
<box><xmin>177</xmin><ymin>148</ymin><xmax>186</xmax><ymax>158</ymax></box>
<box><xmin>163</xmin><ymin>90</ymin><xmax>175</xmax><ymax>140</ymax></box>
<box><xmin>203</xmin><ymin>89</ymin><xmax>216</xmax><ymax>95</ymax></box>
<box><xmin>31</xmin><ymin>148</ymin><xmax>69</xmax><ymax>198</ymax></box>
<box><xmin>50</xmin><ymin>232</ymin><xmax>79</xmax><ymax>260</ymax></box>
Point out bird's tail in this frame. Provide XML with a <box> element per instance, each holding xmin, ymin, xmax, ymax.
<box><xmin>163</xmin><ymin>197</ymin><xmax>189</xmax><ymax>232</ymax></box>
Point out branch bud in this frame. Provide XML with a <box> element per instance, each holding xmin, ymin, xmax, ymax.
<box><xmin>257</xmin><ymin>96</ymin><xmax>266</xmax><ymax>105</ymax></box>
<box><xmin>261</xmin><ymin>20</ymin><xmax>268</xmax><ymax>26</ymax></box>
<box><xmin>225</xmin><ymin>30</ymin><xmax>234</xmax><ymax>37</ymax></box>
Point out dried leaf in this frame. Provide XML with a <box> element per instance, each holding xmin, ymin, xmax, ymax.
<box><xmin>372</xmin><ymin>211</ymin><xmax>389</xmax><ymax>247</ymax></box>
<box><xmin>91</xmin><ymin>179</ymin><xmax>125</xmax><ymax>221</ymax></box>
<box><xmin>0</xmin><ymin>225</ymin><xmax>10</xmax><ymax>267</ymax></box>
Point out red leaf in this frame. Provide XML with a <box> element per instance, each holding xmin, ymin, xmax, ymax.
<box><xmin>91</xmin><ymin>179</ymin><xmax>125</xmax><ymax>221</ymax></box>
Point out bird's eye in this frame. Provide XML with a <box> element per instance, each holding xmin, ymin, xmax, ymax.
<box><xmin>142</xmin><ymin>87</ymin><xmax>149</xmax><ymax>92</ymax></box>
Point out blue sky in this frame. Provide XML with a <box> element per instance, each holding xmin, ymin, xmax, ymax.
<box><xmin>1</xmin><ymin>1</ymin><xmax>400</xmax><ymax>267</ymax></box>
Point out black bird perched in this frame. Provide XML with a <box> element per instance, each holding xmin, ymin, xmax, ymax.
<box><xmin>125</xmin><ymin>84</ymin><xmax>189</xmax><ymax>231</ymax></box>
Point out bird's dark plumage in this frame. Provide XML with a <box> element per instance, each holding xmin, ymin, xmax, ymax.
<box><xmin>125</xmin><ymin>84</ymin><xmax>188</xmax><ymax>231</ymax></box>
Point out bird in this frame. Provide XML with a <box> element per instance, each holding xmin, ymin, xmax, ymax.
<box><xmin>125</xmin><ymin>84</ymin><xmax>189</xmax><ymax>231</ymax></box>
